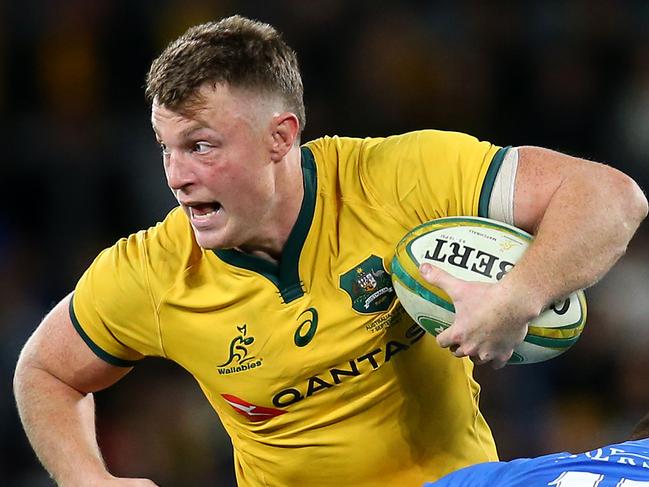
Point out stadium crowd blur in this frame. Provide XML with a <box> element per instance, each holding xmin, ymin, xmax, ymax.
<box><xmin>2</xmin><ymin>1</ymin><xmax>649</xmax><ymax>485</ymax></box>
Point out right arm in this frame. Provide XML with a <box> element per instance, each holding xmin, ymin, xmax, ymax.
<box><xmin>13</xmin><ymin>293</ymin><xmax>157</xmax><ymax>486</ymax></box>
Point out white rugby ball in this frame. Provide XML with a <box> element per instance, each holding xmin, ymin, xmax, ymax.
<box><xmin>390</xmin><ymin>216</ymin><xmax>587</xmax><ymax>365</ymax></box>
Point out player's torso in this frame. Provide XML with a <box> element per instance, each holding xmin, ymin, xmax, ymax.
<box><xmin>152</xmin><ymin>140</ymin><xmax>497</xmax><ymax>486</ymax></box>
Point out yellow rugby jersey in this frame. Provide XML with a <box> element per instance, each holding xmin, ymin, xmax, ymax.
<box><xmin>72</xmin><ymin>130</ymin><xmax>508</xmax><ymax>486</ymax></box>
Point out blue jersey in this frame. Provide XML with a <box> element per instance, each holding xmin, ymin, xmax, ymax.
<box><xmin>426</xmin><ymin>439</ymin><xmax>649</xmax><ymax>487</ymax></box>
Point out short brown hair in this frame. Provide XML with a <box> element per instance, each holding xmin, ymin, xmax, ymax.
<box><xmin>146</xmin><ymin>15</ymin><xmax>305</xmax><ymax>132</ymax></box>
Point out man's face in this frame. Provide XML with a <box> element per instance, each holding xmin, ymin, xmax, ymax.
<box><xmin>151</xmin><ymin>84</ymin><xmax>282</xmax><ymax>250</ymax></box>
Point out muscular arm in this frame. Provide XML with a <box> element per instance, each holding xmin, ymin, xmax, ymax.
<box><xmin>507</xmin><ymin>146</ymin><xmax>648</xmax><ymax>313</ymax></box>
<box><xmin>13</xmin><ymin>293</ymin><xmax>156</xmax><ymax>486</ymax></box>
<box><xmin>422</xmin><ymin>147</ymin><xmax>648</xmax><ymax>367</ymax></box>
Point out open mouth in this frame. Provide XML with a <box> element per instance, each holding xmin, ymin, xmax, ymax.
<box><xmin>188</xmin><ymin>202</ymin><xmax>222</xmax><ymax>220</ymax></box>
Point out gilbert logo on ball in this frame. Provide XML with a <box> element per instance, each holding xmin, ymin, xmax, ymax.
<box><xmin>390</xmin><ymin>217</ymin><xmax>587</xmax><ymax>364</ymax></box>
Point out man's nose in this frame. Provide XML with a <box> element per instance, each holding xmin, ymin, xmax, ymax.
<box><xmin>165</xmin><ymin>152</ymin><xmax>195</xmax><ymax>190</ymax></box>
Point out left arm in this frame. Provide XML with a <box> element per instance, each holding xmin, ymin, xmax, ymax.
<box><xmin>421</xmin><ymin>146</ymin><xmax>647</xmax><ymax>368</ymax></box>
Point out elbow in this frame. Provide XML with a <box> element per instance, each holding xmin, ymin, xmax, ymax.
<box><xmin>13</xmin><ymin>345</ymin><xmax>38</xmax><ymax>403</ymax></box>
<box><xmin>13</xmin><ymin>351</ymin><xmax>29</xmax><ymax>400</ymax></box>
<box><xmin>598</xmin><ymin>165</ymin><xmax>648</xmax><ymax>231</ymax></box>
<box><xmin>599</xmin><ymin>169</ymin><xmax>647</xmax><ymax>264</ymax></box>
<box><xmin>619</xmin><ymin>173</ymin><xmax>648</xmax><ymax>229</ymax></box>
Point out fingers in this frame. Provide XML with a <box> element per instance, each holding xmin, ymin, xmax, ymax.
<box><xmin>419</xmin><ymin>266</ymin><xmax>518</xmax><ymax>369</ymax></box>
<box><xmin>440</xmin><ymin>330</ymin><xmax>513</xmax><ymax>368</ymax></box>
<box><xmin>419</xmin><ymin>263</ymin><xmax>458</xmax><ymax>293</ymax></box>
<box><xmin>443</xmin><ymin>336</ymin><xmax>472</xmax><ymax>358</ymax></box>
<box><xmin>470</xmin><ymin>356</ymin><xmax>489</xmax><ymax>366</ymax></box>
<box><xmin>459</xmin><ymin>350</ymin><xmax>510</xmax><ymax>368</ymax></box>
<box><xmin>435</xmin><ymin>323</ymin><xmax>456</xmax><ymax>349</ymax></box>
<box><xmin>449</xmin><ymin>343</ymin><xmax>468</xmax><ymax>359</ymax></box>
<box><xmin>490</xmin><ymin>358</ymin><xmax>508</xmax><ymax>370</ymax></box>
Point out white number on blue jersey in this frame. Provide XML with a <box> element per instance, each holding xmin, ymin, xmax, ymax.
<box><xmin>549</xmin><ymin>471</ymin><xmax>649</xmax><ymax>487</ymax></box>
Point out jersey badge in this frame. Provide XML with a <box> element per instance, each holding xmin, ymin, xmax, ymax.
<box><xmin>339</xmin><ymin>255</ymin><xmax>396</xmax><ymax>314</ymax></box>
<box><xmin>217</xmin><ymin>324</ymin><xmax>263</xmax><ymax>375</ymax></box>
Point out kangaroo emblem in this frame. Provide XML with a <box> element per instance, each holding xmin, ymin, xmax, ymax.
<box><xmin>218</xmin><ymin>324</ymin><xmax>255</xmax><ymax>367</ymax></box>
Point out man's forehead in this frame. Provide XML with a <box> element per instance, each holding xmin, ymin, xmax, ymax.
<box><xmin>152</xmin><ymin>83</ymin><xmax>231</xmax><ymax>115</ymax></box>
<box><xmin>151</xmin><ymin>84</ymin><xmax>278</xmax><ymax>137</ymax></box>
<box><xmin>151</xmin><ymin>101</ymin><xmax>210</xmax><ymax>133</ymax></box>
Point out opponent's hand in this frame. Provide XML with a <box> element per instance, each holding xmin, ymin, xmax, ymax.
<box><xmin>419</xmin><ymin>263</ymin><xmax>535</xmax><ymax>369</ymax></box>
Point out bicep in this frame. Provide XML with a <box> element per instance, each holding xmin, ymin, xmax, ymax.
<box><xmin>513</xmin><ymin>146</ymin><xmax>583</xmax><ymax>233</ymax></box>
<box><xmin>17</xmin><ymin>293</ymin><xmax>132</xmax><ymax>393</ymax></box>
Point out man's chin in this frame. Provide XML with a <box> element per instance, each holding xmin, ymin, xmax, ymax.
<box><xmin>192</xmin><ymin>229</ymin><xmax>232</xmax><ymax>250</ymax></box>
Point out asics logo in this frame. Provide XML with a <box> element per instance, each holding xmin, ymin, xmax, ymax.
<box><xmin>294</xmin><ymin>308</ymin><xmax>318</xmax><ymax>347</ymax></box>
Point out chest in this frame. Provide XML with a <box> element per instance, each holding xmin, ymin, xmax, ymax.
<box><xmin>156</xmin><ymin>192</ymin><xmax>424</xmax><ymax>414</ymax></box>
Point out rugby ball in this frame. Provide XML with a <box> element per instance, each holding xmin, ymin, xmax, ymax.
<box><xmin>390</xmin><ymin>217</ymin><xmax>587</xmax><ymax>364</ymax></box>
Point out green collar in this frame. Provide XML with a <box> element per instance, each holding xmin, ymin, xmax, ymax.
<box><xmin>213</xmin><ymin>147</ymin><xmax>317</xmax><ymax>303</ymax></box>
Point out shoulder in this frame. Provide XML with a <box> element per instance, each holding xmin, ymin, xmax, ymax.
<box><xmin>306</xmin><ymin>130</ymin><xmax>499</xmax><ymax>170</ymax></box>
<box><xmin>119</xmin><ymin>206</ymin><xmax>197</xmax><ymax>262</ymax></box>
<box><xmin>302</xmin><ymin>131</ymin><xmax>503</xmax><ymax>221</ymax></box>
<box><xmin>303</xmin><ymin>135</ymin><xmax>366</xmax><ymax>172</ymax></box>
<box><xmin>88</xmin><ymin>206</ymin><xmax>200</xmax><ymax>291</ymax></box>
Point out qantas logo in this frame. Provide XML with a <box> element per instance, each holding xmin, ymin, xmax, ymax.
<box><xmin>221</xmin><ymin>394</ymin><xmax>287</xmax><ymax>422</ymax></box>
<box><xmin>272</xmin><ymin>322</ymin><xmax>426</xmax><ymax>407</ymax></box>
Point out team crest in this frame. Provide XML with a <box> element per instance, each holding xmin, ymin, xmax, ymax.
<box><xmin>339</xmin><ymin>255</ymin><xmax>396</xmax><ymax>314</ymax></box>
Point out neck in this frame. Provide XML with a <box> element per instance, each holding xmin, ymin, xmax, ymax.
<box><xmin>237</xmin><ymin>145</ymin><xmax>304</xmax><ymax>263</ymax></box>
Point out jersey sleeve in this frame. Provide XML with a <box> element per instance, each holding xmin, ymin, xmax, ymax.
<box><xmin>70</xmin><ymin>228</ymin><xmax>165</xmax><ymax>366</ymax></box>
<box><xmin>358</xmin><ymin>130</ymin><xmax>508</xmax><ymax>227</ymax></box>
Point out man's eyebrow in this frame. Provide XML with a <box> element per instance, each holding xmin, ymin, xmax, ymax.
<box><xmin>180</xmin><ymin>124</ymin><xmax>210</xmax><ymax>139</ymax></box>
<box><xmin>151</xmin><ymin>123</ymin><xmax>211</xmax><ymax>143</ymax></box>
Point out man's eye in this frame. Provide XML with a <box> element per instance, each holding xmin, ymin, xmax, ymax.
<box><xmin>159</xmin><ymin>143</ymin><xmax>169</xmax><ymax>155</ymax></box>
<box><xmin>193</xmin><ymin>142</ymin><xmax>212</xmax><ymax>153</ymax></box>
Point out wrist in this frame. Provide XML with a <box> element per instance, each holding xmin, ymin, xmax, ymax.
<box><xmin>497</xmin><ymin>272</ymin><xmax>547</xmax><ymax>323</ymax></box>
<box><xmin>57</xmin><ymin>465</ymin><xmax>114</xmax><ymax>487</ymax></box>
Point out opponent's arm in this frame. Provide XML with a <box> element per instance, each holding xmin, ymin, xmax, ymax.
<box><xmin>422</xmin><ymin>146</ymin><xmax>647</xmax><ymax>368</ymax></box>
<box><xmin>13</xmin><ymin>293</ymin><xmax>157</xmax><ymax>486</ymax></box>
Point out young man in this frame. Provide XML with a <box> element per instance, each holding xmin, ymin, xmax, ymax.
<box><xmin>425</xmin><ymin>413</ymin><xmax>649</xmax><ymax>486</ymax></box>
<box><xmin>13</xmin><ymin>15</ymin><xmax>648</xmax><ymax>487</ymax></box>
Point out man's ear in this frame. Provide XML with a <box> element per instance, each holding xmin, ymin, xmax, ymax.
<box><xmin>270</xmin><ymin>112</ymin><xmax>300</xmax><ymax>161</ymax></box>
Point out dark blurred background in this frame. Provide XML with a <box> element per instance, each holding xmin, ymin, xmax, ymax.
<box><xmin>2</xmin><ymin>0</ymin><xmax>649</xmax><ymax>485</ymax></box>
